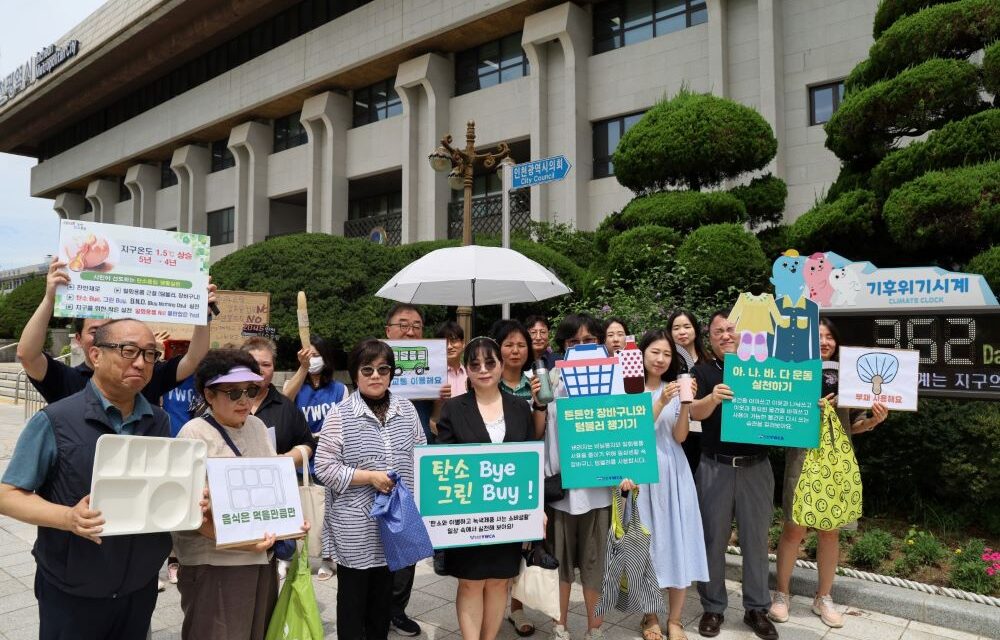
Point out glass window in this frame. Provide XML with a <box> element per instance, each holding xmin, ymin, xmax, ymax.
<box><xmin>592</xmin><ymin>0</ymin><xmax>708</xmax><ymax>54</ymax></box>
<box><xmin>160</xmin><ymin>161</ymin><xmax>178</xmax><ymax>189</ymax></box>
<box><xmin>353</xmin><ymin>78</ymin><xmax>402</xmax><ymax>127</ymax></box>
<box><xmin>211</xmin><ymin>139</ymin><xmax>236</xmax><ymax>172</ymax></box>
<box><xmin>593</xmin><ymin>111</ymin><xmax>647</xmax><ymax>178</ymax></box>
<box><xmin>455</xmin><ymin>32</ymin><xmax>530</xmax><ymax>96</ymax></box>
<box><xmin>348</xmin><ymin>191</ymin><xmax>402</xmax><ymax>220</ymax></box>
<box><xmin>809</xmin><ymin>81</ymin><xmax>845</xmax><ymax>125</ymax></box>
<box><xmin>207</xmin><ymin>207</ymin><xmax>235</xmax><ymax>245</ymax></box>
<box><xmin>274</xmin><ymin>111</ymin><xmax>308</xmax><ymax>152</ymax></box>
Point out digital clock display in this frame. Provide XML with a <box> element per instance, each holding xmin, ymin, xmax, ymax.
<box><xmin>820</xmin><ymin>308</ymin><xmax>1000</xmax><ymax>400</ymax></box>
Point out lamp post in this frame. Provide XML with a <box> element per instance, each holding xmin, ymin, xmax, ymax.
<box><xmin>428</xmin><ymin>120</ymin><xmax>511</xmax><ymax>335</ymax></box>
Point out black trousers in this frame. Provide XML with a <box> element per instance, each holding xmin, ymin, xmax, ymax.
<box><xmin>36</xmin><ymin>572</ymin><xmax>158</xmax><ymax>640</ymax></box>
<box><xmin>390</xmin><ymin>563</ymin><xmax>415</xmax><ymax>618</ymax></box>
<box><xmin>337</xmin><ymin>564</ymin><xmax>394</xmax><ymax>640</ymax></box>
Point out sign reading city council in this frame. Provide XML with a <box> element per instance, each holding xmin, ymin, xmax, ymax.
<box><xmin>54</xmin><ymin>220</ymin><xmax>210</xmax><ymax>325</ymax></box>
<box><xmin>413</xmin><ymin>442</ymin><xmax>544</xmax><ymax>549</ymax></box>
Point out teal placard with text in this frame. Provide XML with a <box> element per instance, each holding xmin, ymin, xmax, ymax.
<box><xmin>721</xmin><ymin>354</ymin><xmax>822</xmax><ymax>448</ymax></box>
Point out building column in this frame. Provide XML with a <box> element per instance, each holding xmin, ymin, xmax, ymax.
<box><xmin>123</xmin><ymin>163</ymin><xmax>159</xmax><ymax>228</ymax></box>
<box><xmin>300</xmin><ymin>92</ymin><xmax>351</xmax><ymax>236</ymax></box>
<box><xmin>522</xmin><ymin>2</ymin><xmax>590</xmax><ymax>229</ymax></box>
<box><xmin>758</xmin><ymin>0</ymin><xmax>785</xmax><ymax>178</ymax></box>
<box><xmin>396</xmin><ymin>53</ymin><xmax>453</xmax><ymax>243</ymax></box>
<box><xmin>521</xmin><ymin>31</ymin><xmax>548</xmax><ymax>221</ymax></box>
<box><xmin>171</xmin><ymin>145</ymin><xmax>211</xmax><ymax>235</ymax></box>
<box><xmin>229</xmin><ymin>121</ymin><xmax>273</xmax><ymax>247</ymax></box>
<box><xmin>53</xmin><ymin>193</ymin><xmax>85</xmax><ymax>220</ymax></box>
<box><xmin>85</xmin><ymin>179</ymin><xmax>117</xmax><ymax>223</ymax></box>
<box><xmin>707</xmin><ymin>0</ymin><xmax>728</xmax><ymax>97</ymax></box>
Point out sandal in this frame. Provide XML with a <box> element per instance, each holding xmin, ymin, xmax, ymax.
<box><xmin>640</xmin><ymin>614</ymin><xmax>663</xmax><ymax>640</ymax></box>
<box><xmin>507</xmin><ymin>609</ymin><xmax>535</xmax><ymax>637</ymax></box>
<box><xmin>667</xmin><ymin>621</ymin><xmax>688</xmax><ymax>640</ymax></box>
<box><xmin>316</xmin><ymin>561</ymin><xmax>335</xmax><ymax>581</ymax></box>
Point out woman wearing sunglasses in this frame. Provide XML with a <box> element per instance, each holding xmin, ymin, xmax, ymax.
<box><xmin>173</xmin><ymin>349</ymin><xmax>306</xmax><ymax>640</ymax></box>
<box><xmin>314</xmin><ymin>339</ymin><xmax>426</xmax><ymax>640</ymax></box>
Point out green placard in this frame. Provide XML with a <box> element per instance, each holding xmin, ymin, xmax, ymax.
<box><xmin>721</xmin><ymin>354</ymin><xmax>822</xmax><ymax>448</ymax></box>
<box><xmin>555</xmin><ymin>394</ymin><xmax>658</xmax><ymax>489</ymax></box>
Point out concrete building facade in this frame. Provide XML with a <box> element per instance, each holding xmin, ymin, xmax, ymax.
<box><xmin>0</xmin><ymin>0</ymin><xmax>878</xmax><ymax>262</ymax></box>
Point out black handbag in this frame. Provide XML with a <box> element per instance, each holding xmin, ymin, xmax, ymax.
<box><xmin>544</xmin><ymin>473</ymin><xmax>565</xmax><ymax>503</ymax></box>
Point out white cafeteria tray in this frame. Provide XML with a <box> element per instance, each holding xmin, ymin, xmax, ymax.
<box><xmin>90</xmin><ymin>435</ymin><xmax>207</xmax><ymax>536</ymax></box>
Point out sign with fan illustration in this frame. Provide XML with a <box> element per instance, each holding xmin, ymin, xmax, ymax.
<box><xmin>837</xmin><ymin>346</ymin><xmax>919</xmax><ymax>411</ymax></box>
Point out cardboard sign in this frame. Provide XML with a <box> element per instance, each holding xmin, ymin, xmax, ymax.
<box><xmin>383</xmin><ymin>339</ymin><xmax>447</xmax><ymax>400</ymax></box>
<box><xmin>54</xmin><ymin>220</ymin><xmax>210</xmax><ymax>325</ymax></box>
<box><xmin>145</xmin><ymin>290</ymin><xmax>271</xmax><ymax>346</ymax></box>
<box><xmin>414</xmin><ymin>442</ymin><xmax>544</xmax><ymax>549</ymax></box>
<box><xmin>555</xmin><ymin>393</ymin><xmax>658</xmax><ymax>488</ymax></box>
<box><xmin>206</xmin><ymin>456</ymin><xmax>304</xmax><ymax>547</ymax></box>
<box><xmin>838</xmin><ymin>346</ymin><xmax>919</xmax><ymax>411</ymax></box>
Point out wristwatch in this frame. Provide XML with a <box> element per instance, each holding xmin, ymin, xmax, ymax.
<box><xmin>532</xmin><ymin>402</ymin><xmax>547</xmax><ymax>412</ymax></box>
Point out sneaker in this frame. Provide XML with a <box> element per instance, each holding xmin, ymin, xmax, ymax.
<box><xmin>167</xmin><ymin>562</ymin><xmax>179</xmax><ymax>584</ymax></box>
<box><xmin>811</xmin><ymin>594</ymin><xmax>844</xmax><ymax>628</ymax></box>
<box><xmin>583</xmin><ymin>628</ymin><xmax>605</xmax><ymax>640</ymax></box>
<box><xmin>433</xmin><ymin>550</ymin><xmax>448</xmax><ymax>576</ymax></box>
<box><xmin>391</xmin><ymin>614</ymin><xmax>421</xmax><ymax>636</ymax></box>
<box><xmin>768</xmin><ymin>591</ymin><xmax>789</xmax><ymax>623</ymax></box>
<box><xmin>277</xmin><ymin>559</ymin><xmax>290</xmax><ymax>580</ymax></box>
<box><xmin>157</xmin><ymin>579</ymin><xmax>166</xmax><ymax>592</ymax></box>
<box><xmin>550</xmin><ymin>624</ymin><xmax>571</xmax><ymax>640</ymax></box>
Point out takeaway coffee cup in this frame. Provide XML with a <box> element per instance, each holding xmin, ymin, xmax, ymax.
<box><xmin>678</xmin><ymin>373</ymin><xmax>694</xmax><ymax>404</ymax></box>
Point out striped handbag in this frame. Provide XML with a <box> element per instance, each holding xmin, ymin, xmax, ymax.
<box><xmin>596</xmin><ymin>487</ymin><xmax>665</xmax><ymax>616</ymax></box>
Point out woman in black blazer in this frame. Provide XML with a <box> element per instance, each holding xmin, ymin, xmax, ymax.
<box><xmin>437</xmin><ymin>337</ymin><xmax>536</xmax><ymax>640</ymax></box>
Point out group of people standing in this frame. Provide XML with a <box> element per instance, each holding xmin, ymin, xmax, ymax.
<box><xmin>0</xmin><ymin>258</ymin><xmax>889</xmax><ymax>640</ymax></box>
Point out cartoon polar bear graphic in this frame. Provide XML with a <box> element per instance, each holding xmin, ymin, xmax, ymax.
<box><xmin>829</xmin><ymin>263</ymin><xmax>863</xmax><ymax>306</ymax></box>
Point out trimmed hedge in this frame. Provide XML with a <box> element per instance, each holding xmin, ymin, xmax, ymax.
<box><xmin>985</xmin><ymin>39</ymin><xmax>1000</xmax><ymax>97</ymax></box>
<box><xmin>523</xmin><ymin>221</ymin><xmax>601</xmax><ymax>270</ymax></box>
<box><xmin>849</xmin><ymin>0</ymin><xmax>1000</xmax><ymax>89</ymax></box>
<box><xmin>966</xmin><ymin>245</ymin><xmax>1000</xmax><ymax>293</ymax></box>
<box><xmin>827</xmin><ymin>58</ymin><xmax>984</xmax><ymax>164</ymax></box>
<box><xmin>606</xmin><ymin>225</ymin><xmax>683</xmax><ymax>274</ymax></box>
<box><xmin>0</xmin><ymin>277</ymin><xmax>54</xmax><ymax>339</ymax></box>
<box><xmin>755</xmin><ymin>224</ymin><xmax>791</xmax><ymax>263</ymax></box>
<box><xmin>870</xmin><ymin>109</ymin><xmax>1000</xmax><ymax>198</ymax></box>
<box><xmin>787</xmin><ymin>190</ymin><xmax>882</xmax><ymax>261</ymax></box>
<box><xmin>613</xmin><ymin>90</ymin><xmax>777</xmax><ymax>192</ymax></box>
<box><xmin>729</xmin><ymin>174</ymin><xmax>788</xmax><ymax>229</ymax></box>
<box><xmin>882</xmin><ymin>161</ymin><xmax>1000</xmax><ymax>259</ymax></box>
<box><xmin>676</xmin><ymin>223</ymin><xmax>769</xmax><ymax>291</ymax></box>
<box><xmin>872</xmin><ymin>0</ymin><xmax>953</xmax><ymax>38</ymax></box>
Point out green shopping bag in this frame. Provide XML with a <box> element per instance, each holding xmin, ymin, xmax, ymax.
<box><xmin>265</xmin><ymin>538</ymin><xmax>324</xmax><ymax>640</ymax></box>
<box><xmin>792</xmin><ymin>404</ymin><xmax>863</xmax><ymax>531</ymax></box>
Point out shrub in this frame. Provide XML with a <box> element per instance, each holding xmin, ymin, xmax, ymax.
<box><xmin>768</xmin><ymin>523</ymin><xmax>783</xmax><ymax>551</ymax></box>
<box><xmin>804</xmin><ymin>533</ymin><xmax>819</xmax><ymax>560</ymax></box>
<box><xmin>786</xmin><ymin>190</ymin><xmax>882</xmax><ymax>261</ymax></box>
<box><xmin>0</xmin><ymin>277</ymin><xmax>62</xmax><ymax>339</ymax></box>
<box><xmin>606</xmin><ymin>225</ymin><xmax>683</xmax><ymax>274</ymax></box>
<box><xmin>872</xmin><ymin>0</ymin><xmax>953</xmax><ymax>38</ymax></box>
<box><xmin>613</xmin><ymin>90</ymin><xmax>777</xmax><ymax>193</ymax></box>
<box><xmin>966</xmin><ymin>245</ymin><xmax>1000</xmax><ymax>294</ymax></box>
<box><xmin>827</xmin><ymin>58</ymin><xmax>984</xmax><ymax>164</ymax></box>
<box><xmin>985</xmin><ymin>39</ymin><xmax>1000</xmax><ymax>97</ymax></box>
<box><xmin>824</xmin><ymin>166</ymin><xmax>872</xmax><ymax>204</ymax></box>
<box><xmin>677</xmin><ymin>223</ymin><xmax>769</xmax><ymax>292</ymax></box>
<box><xmin>882</xmin><ymin>161</ymin><xmax>1000</xmax><ymax>260</ymax></box>
<box><xmin>848</xmin><ymin>529</ymin><xmax>894</xmax><ymax>568</ymax></box>
<box><xmin>523</xmin><ymin>221</ymin><xmax>601</xmax><ymax>270</ymax></box>
<box><xmin>756</xmin><ymin>224</ymin><xmax>791</xmax><ymax>263</ymax></box>
<box><xmin>902</xmin><ymin>527</ymin><xmax>947</xmax><ymax>566</ymax></box>
<box><xmin>729</xmin><ymin>174</ymin><xmax>788</xmax><ymax>229</ymax></box>
<box><xmin>949</xmin><ymin>539</ymin><xmax>1000</xmax><ymax>596</ymax></box>
<box><xmin>871</xmin><ymin>110</ymin><xmax>1000</xmax><ymax>198</ymax></box>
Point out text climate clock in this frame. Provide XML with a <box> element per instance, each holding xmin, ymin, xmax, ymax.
<box><xmin>820</xmin><ymin>308</ymin><xmax>1000</xmax><ymax>401</ymax></box>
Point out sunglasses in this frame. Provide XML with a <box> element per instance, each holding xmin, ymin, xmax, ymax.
<box><xmin>211</xmin><ymin>386</ymin><xmax>261</xmax><ymax>401</ymax></box>
<box><xmin>467</xmin><ymin>359</ymin><xmax>499</xmax><ymax>372</ymax></box>
<box><xmin>360</xmin><ymin>364</ymin><xmax>393</xmax><ymax>378</ymax></box>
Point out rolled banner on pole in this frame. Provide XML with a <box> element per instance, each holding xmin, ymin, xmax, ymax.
<box><xmin>297</xmin><ymin>291</ymin><xmax>310</xmax><ymax>349</ymax></box>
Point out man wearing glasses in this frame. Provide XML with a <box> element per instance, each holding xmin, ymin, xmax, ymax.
<box><xmin>16</xmin><ymin>257</ymin><xmax>216</xmax><ymax>405</ymax></box>
<box><xmin>0</xmin><ymin>319</ymin><xmax>173</xmax><ymax>639</ymax></box>
<box><xmin>690</xmin><ymin>312</ymin><xmax>779</xmax><ymax>640</ymax></box>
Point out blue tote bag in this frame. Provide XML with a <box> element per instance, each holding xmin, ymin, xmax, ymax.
<box><xmin>370</xmin><ymin>470</ymin><xmax>434</xmax><ymax>571</ymax></box>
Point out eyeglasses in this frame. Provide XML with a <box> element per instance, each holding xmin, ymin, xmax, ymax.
<box><xmin>467</xmin><ymin>359</ymin><xmax>499</xmax><ymax>372</ymax></box>
<box><xmin>211</xmin><ymin>386</ymin><xmax>261</xmax><ymax>401</ymax></box>
<box><xmin>386</xmin><ymin>321</ymin><xmax>423</xmax><ymax>333</ymax></box>
<box><xmin>96</xmin><ymin>342</ymin><xmax>161</xmax><ymax>363</ymax></box>
<box><xmin>360</xmin><ymin>364</ymin><xmax>394</xmax><ymax>378</ymax></box>
<box><xmin>528</xmin><ymin>329</ymin><xmax>549</xmax><ymax>338</ymax></box>
<box><xmin>565</xmin><ymin>336</ymin><xmax>599</xmax><ymax>348</ymax></box>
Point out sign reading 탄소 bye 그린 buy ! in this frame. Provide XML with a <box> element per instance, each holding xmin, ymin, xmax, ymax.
<box><xmin>556</xmin><ymin>394</ymin><xmax>658</xmax><ymax>488</ymax></box>
<box><xmin>383</xmin><ymin>339</ymin><xmax>447</xmax><ymax>400</ymax></box>
<box><xmin>54</xmin><ymin>220</ymin><xmax>210</xmax><ymax>326</ymax></box>
<box><xmin>206</xmin><ymin>457</ymin><xmax>305</xmax><ymax>548</ymax></box>
<box><xmin>413</xmin><ymin>442</ymin><xmax>544</xmax><ymax>549</ymax></box>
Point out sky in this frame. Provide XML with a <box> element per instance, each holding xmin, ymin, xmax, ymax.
<box><xmin>0</xmin><ymin>1</ymin><xmax>104</xmax><ymax>270</ymax></box>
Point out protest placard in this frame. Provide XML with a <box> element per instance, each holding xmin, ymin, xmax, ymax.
<box><xmin>54</xmin><ymin>220</ymin><xmax>210</xmax><ymax>325</ymax></box>
<box><xmin>838</xmin><ymin>346</ymin><xmax>919</xmax><ymax>411</ymax></box>
<box><xmin>206</xmin><ymin>457</ymin><xmax>304</xmax><ymax>547</ymax></box>
<box><xmin>555</xmin><ymin>393</ymin><xmax>657</xmax><ymax>488</ymax></box>
<box><xmin>145</xmin><ymin>290</ymin><xmax>270</xmax><ymax>345</ymax></box>
<box><xmin>413</xmin><ymin>442</ymin><xmax>544</xmax><ymax>549</ymax></box>
<box><xmin>384</xmin><ymin>339</ymin><xmax>447</xmax><ymax>400</ymax></box>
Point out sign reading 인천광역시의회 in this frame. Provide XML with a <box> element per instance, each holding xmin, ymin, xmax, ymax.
<box><xmin>414</xmin><ymin>442</ymin><xmax>544</xmax><ymax>549</ymax></box>
<box><xmin>0</xmin><ymin>39</ymin><xmax>80</xmax><ymax>108</ymax></box>
<box><xmin>206</xmin><ymin>456</ymin><xmax>305</xmax><ymax>547</ymax></box>
<box><xmin>383</xmin><ymin>339</ymin><xmax>447</xmax><ymax>400</ymax></box>
<box><xmin>54</xmin><ymin>220</ymin><xmax>210</xmax><ymax>326</ymax></box>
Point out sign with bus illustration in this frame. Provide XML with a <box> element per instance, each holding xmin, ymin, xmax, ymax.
<box><xmin>383</xmin><ymin>339</ymin><xmax>447</xmax><ymax>400</ymax></box>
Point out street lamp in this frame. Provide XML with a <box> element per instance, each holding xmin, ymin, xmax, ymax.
<box><xmin>428</xmin><ymin>120</ymin><xmax>511</xmax><ymax>334</ymax></box>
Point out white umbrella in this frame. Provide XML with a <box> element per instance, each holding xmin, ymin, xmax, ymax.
<box><xmin>375</xmin><ymin>245</ymin><xmax>572</xmax><ymax>306</ymax></box>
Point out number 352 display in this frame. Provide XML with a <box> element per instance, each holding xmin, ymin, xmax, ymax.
<box><xmin>823</xmin><ymin>308</ymin><xmax>1000</xmax><ymax>400</ymax></box>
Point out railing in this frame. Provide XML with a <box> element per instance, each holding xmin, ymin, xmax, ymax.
<box><xmin>15</xmin><ymin>352</ymin><xmax>72</xmax><ymax>419</ymax></box>
<box><xmin>447</xmin><ymin>190</ymin><xmax>531</xmax><ymax>241</ymax></box>
<box><xmin>343</xmin><ymin>211</ymin><xmax>403</xmax><ymax>246</ymax></box>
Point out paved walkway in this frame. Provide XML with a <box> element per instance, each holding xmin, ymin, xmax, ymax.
<box><xmin>0</xmin><ymin>399</ymin><xmax>988</xmax><ymax>640</ymax></box>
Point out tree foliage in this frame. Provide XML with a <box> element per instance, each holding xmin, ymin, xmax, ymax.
<box><xmin>606</xmin><ymin>225</ymin><xmax>683</xmax><ymax>275</ymax></box>
<box><xmin>787</xmin><ymin>190</ymin><xmax>883</xmax><ymax>261</ymax></box>
<box><xmin>984</xmin><ymin>39</ymin><xmax>1000</xmax><ymax>97</ymax></box>
<box><xmin>729</xmin><ymin>175</ymin><xmax>788</xmax><ymax>229</ymax></box>
<box><xmin>676</xmin><ymin>223</ymin><xmax>769</xmax><ymax>292</ymax></box>
<box><xmin>872</xmin><ymin>0</ymin><xmax>953</xmax><ymax>38</ymax></box>
<box><xmin>966</xmin><ymin>245</ymin><xmax>1000</xmax><ymax>293</ymax></box>
<box><xmin>0</xmin><ymin>277</ymin><xmax>63</xmax><ymax>339</ymax></box>
<box><xmin>612</xmin><ymin>90</ymin><xmax>777</xmax><ymax>192</ymax></box>
<box><xmin>522</xmin><ymin>221</ymin><xmax>601</xmax><ymax>270</ymax></box>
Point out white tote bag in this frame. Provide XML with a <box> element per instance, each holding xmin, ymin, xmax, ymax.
<box><xmin>296</xmin><ymin>445</ymin><xmax>324</xmax><ymax>556</ymax></box>
<box><xmin>511</xmin><ymin>559</ymin><xmax>561</xmax><ymax>621</ymax></box>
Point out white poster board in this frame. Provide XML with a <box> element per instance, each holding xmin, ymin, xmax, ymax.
<box><xmin>54</xmin><ymin>219</ymin><xmax>210</xmax><ymax>325</ymax></box>
<box><xmin>206</xmin><ymin>456</ymin><xmax>304</xmax><ymax>547</ymax></box>
<box><xmin>838</xmin><ymin>346</ymin><xmax>920</xmax><ymax>411</ymax></box>
<box><xmin>384</xmin><ymin>339</ymin><xmax>447</xmax><ymax>400</ymax></box>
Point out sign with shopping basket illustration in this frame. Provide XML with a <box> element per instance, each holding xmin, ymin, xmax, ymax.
<box><xmin>556</xmin><ymin>394</ymin><xmax>658</xmax><ymax>488</ymax></box>
<box><xmin>413</xmin><ymin>442</ymin><xmax>544</xmax><ymax>549</ymax></box>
